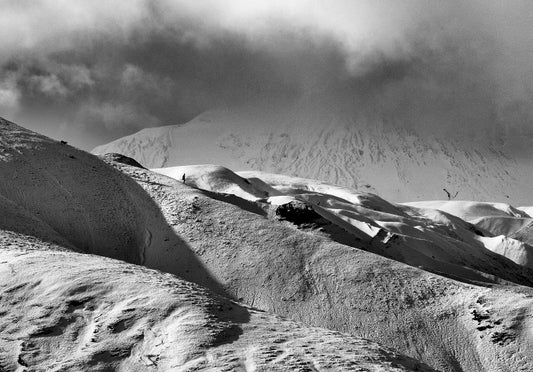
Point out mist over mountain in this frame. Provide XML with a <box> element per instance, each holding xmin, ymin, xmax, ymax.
<box><xmin>1</xmin><ymin>0</ymin><xmax>532</xmax><ymax>151</ymax></box>
<box><xmin>93</xmin><ymin>99</ymin><xmax>533</xmax><ymax>205</ymax></box>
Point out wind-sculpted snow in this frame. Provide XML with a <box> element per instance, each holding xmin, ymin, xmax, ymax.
<box><xmin>93</xmin><ymin>108</ymin><xmax>533</xmax><ymax>205</ymax></box>
<box><xmin>0</xmin><ymin>118</ymin><xmax>435</xmax><ymax>371</ymax></box>
<box><xmin>154</xmin><ymin>164</ymin><xmax>274</xmax><ymax>201</ymax></box>
<box><xmin>0</xmin><ymin>232</ymin><xmax>431</xmax><ymax>372</ymax></box>
<box><xmin>0</xmin><ymin>117</ymin><xmax>228</xmax><ymax>294</ymax></box>
<box><xmin>403</xmin><ymin>200</ymin><xmax>533</xmax><ymax>270</ymax></box>
<box><xmin>150</xmin><ymin>164</ymin><xmax>533</xmax><ymax>371</ymax></box>
<box><xmin>5</xmin><ymin>116</ymin><xmax>533</xmax><ymax>371</ymax></box>
<box><xmin>404</xmin><ymin>201</ymin><xmax>530</xmax><ymax>222</ymax></box>
<box><xmin>158</xmin><ymin>166</ymin><xmax>533</xmax><ymax>284</ymax></box>
<box><xmin>138</xmin><ymin>164</ymin><xmax>533</xmax><ymax>371</ymax></box>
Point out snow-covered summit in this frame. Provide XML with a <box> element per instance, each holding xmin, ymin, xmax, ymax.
<box><xmin>93</xmin><ymin>104</ymin><xmax>533</xmax><ymax>205</ymax></box>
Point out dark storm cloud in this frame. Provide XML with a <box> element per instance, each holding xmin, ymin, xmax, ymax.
<box><xmin>0</xmin><ymin>1</ymin><xmax>532</xmax><ymax>150</ymax></box>
<box><xmin>0</xmin><ymin>1</ymin><xmax>346</xmax><ymax>148</ymax></box>
<box><xmin>9</xmin><ymin>35</ymin><xmax>333</xmax><ymax>147</ymax></box>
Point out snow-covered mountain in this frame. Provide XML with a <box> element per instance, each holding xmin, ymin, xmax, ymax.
<box><xmin>1</xmin><ymin>117</ymin><xmax>436</xmax><ymax>371</ymax></box>
<box><xmin>93</xmin><ymin>102</ymin><xmax>533</xmax><ymax>205</ymax></box>
<box><xmin>6</xmin><ymin>115</ymin><xmax>533</xmax><ymax>371</ymax></box>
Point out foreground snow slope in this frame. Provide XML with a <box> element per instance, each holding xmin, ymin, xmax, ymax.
<box><xmin>1</xmin><ymin>232</ymin><xmax>430</xmax><ymax>372</ymax></box>
<box><xmin>93</xmin><ymin>105</ymin><xmax>533</xmax><ymax>205</ymax></box>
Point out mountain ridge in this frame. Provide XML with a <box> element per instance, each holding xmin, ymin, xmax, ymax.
<box><xmin>93</xmin><ymin>105</ymin><xmax>533</xmax><ymax>205</ymax></box>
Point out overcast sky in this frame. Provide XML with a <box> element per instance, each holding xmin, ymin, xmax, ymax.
<box><xmin>1</xmin><ymin>0</ymin><xmax>532</xmax><ymax>150</ymax></box>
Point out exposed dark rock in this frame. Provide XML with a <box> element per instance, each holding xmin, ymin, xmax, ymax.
<box><xmin>100</xmin><ymin>153</ymin><xmax>146</xmax><ymax>169</ymax></box>
<box><xmin>274</xmin><ymin>201</ymin><xmax>326</xmax><ymax>228</ymax></box>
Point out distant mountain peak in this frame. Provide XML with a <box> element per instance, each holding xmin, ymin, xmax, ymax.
<box><xmin>93</xmin><ymin>105</ymin><xmax>533</xmax><ymax>205</ymax></box>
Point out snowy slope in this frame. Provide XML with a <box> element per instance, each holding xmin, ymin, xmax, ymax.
<box><xmin>404</xmin><ymin>200</ymin><xmax>530</xmax><ymax>221</ymax></box>
<box><xmin>141</xmin><ymin>163</ymin><xmax>533</xmax><ymax>372</ymax></box>
<box><xmin>1</xmin><ymin>232</ymin><xmax>432</xmax><ymax>372</ymax></box>
<box><xmin>157</xmin><ymin>166</ymin><xmax>533</xmax><ymax>279</ymax></box>
<box><xmin>0</xmin><ymin>118</ymin><xmax>227</xmax><ymax>293</ymax></box>
<box><xmin>0</xmin><ymin>117</ymin><xmax>436</xmax><ymax>371</ymax></box>
<box><xmin>154</xmin><ymin>164</ymin><xmax>275</xmax><ymax>201</ymax></box>
<box><xmin>6</xmin><ymin>116</ymin><xmax>533</xmax><ymax>371</ymax></box>
<box><xmin>93</xmin><ymin>104</ymin><xmax>533</xmax><ymax>205</ymax></box>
